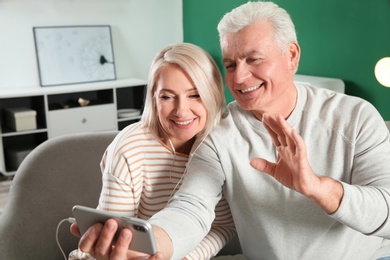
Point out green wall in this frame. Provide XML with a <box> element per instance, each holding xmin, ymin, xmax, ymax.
<box><xmin>183</xmin><ymin>0</ymin><xmax>390</xmax><ymax>120</ymax></box>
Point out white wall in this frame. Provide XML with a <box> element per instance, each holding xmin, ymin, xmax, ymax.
<box><xmin>0</xmin><ymin>0</ymin><xmax>183</xmax><ymax>90</ymax></box>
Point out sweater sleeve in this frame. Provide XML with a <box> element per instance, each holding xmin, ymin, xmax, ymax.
<box><xmin>150</xmin><ymin>138</ymin><xmax>228</xmax><ymax>259</ymax></box>
<box><xmin>329</xmin><ymin>102</ymin><xmax>390</xmax><ymax>238</ymax></box>
<box><xmin>185</xmin><ymin>195</ymin><xmax>236</xmax><ymax>259</ymax></box>
<box><xmin>97</xmin><ymin>145</ymin><xmax>137</xmax><ymax>215</ymax></box>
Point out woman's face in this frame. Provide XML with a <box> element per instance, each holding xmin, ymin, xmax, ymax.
<box><xmin>155</xmin><ymin>64</ymin><xmax>207</xmax><ymax>152</ymax></box>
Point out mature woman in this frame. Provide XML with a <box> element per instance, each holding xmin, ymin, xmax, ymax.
<box><xmin>70</xmin><ymin>43</ymin><xmax>235</xmax><ymax>260</ymax></box>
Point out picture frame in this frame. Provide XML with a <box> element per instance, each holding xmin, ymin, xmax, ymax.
<box><xmin>33</xmin><ymin>25</ymin><xmax>116</xmax><ymax>87</ymax></box>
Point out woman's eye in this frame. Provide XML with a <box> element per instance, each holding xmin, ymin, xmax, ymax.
<box><xmin>160</xmin><ymin>95</ymin><xmax>171</xmax><ymax>100</ymax></box>
<box><xmin>189</xmin><ymin>94</ymin><xmax>201</xmax><ymax>99</ymax></box>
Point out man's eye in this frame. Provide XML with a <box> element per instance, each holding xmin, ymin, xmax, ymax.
<box><xmin>247</xmin><ymin>58</ymin><xmax>261</xmax><ymax>64</ymax></box>
<box><xmin>224</xmin><ymin>63</ymin><xmax>236</xmax><ymax>71</ymax></box>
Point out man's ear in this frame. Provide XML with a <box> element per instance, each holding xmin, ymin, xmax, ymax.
<box><xmin>288</xmin><ymin>42</ymin><xmax>301</xmax><ymax>72</ymax></box>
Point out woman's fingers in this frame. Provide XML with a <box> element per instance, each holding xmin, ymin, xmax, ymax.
<box><xmin>78</xmin><ymin>222</ymin><xmax>104</xmax><ymax>255</ymax></box>
<box><xmin>70</xmin><ymin>223</ymin><xmax>81</xmax><ymax>237</ymax></box>
<box><xmin>94</xmin><ymin>219</ymin><xmax>118</xmax><ymax>259</ymax></box>
<box><xmin>110</xmin><ymin>228</ymin><xmax>134</xmax><ymax>260</ymax></box>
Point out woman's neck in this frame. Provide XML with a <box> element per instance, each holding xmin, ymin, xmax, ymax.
<box><xmin>175</xmin><ymin>138</ymin><xmax>195</xmax><ymax>155</ymax></box>
<box><xmin>165</xmin><ymin>137</ymin><xmax>195</xmax><ymax>155</ymax></box>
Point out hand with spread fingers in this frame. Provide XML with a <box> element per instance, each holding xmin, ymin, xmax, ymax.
<box><xmin>250</xmin><ymin>114</ymin><xmax>314</xmax><ymax>192</ymax></box>
<box><xmin>250</xmin><ymin>113</ymin><xmax>343</xmax><ymax>214</ymax></box>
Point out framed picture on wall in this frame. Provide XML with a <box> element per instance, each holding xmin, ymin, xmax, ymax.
<box><xmin>33</xmin><ymin>25</ymin><xmax>116</xmax><ymax>87</ymax></box>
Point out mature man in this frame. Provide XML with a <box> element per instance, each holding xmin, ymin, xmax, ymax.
<box><xmin>75</xmin><ymin>2</ymin><xmax>390</xmax><ymax>259</ymax></box>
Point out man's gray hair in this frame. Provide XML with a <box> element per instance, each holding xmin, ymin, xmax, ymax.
<box><xmin>217</xmin><ymin>1</ymin><xmax>297</xmax><ymax>53</ymax></box>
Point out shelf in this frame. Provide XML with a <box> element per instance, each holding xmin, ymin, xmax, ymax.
<box><xmin>2</xmin><ymin>132</ymin><xmax>48</xmax><ymax>174</ymax></box>
<box><xmin>117</xmin><ymin>115</ymin><xmax>142</xmax><ymax>122</ymax></box>
<box><xmin>1</xmin><ymin>128</ymin><xmax>48</xmax><ymax>137</ymax></box>
<box><xmin>0</xmin><ymin>78</ymin><xmax>147</xmax><ymax>177</ymax></box>
<box><xmin>0</xmin><ymin>78</ymin><xmax>146</xmax><ymax>98</ymax></box>
<box><xmin>118</xmin><ymin>118</ymin><xmax>141</xmax><ymax>131</ymax></box>
<box><xmin>0</xmin><ymin>95</ymin><xmax>46</xmax><ymax>136</ymax></box>
<box><xmin>48</xmin><ymin>89</ymin><xmax>114</xmax><ymax>111</ymax></box>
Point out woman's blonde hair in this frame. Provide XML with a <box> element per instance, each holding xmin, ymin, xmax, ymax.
<box><xmin>141</xmin><ymin>43</ymin><xmax>225</xmax><ymax>141</ymax></box>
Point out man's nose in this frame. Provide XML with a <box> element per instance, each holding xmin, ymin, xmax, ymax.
<box><xmin>234</xmin><ymin>63</ymin><xmax>251</xmax><ymax>84</ymax></box>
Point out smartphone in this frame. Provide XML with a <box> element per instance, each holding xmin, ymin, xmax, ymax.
<box><xmin>72</xmin><ymin>205</ymin><xmax>157</xmax><ymax>255</ymax></box>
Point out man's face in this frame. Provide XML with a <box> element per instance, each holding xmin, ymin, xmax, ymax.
<box><xmin>221</xmin><ymin>20</ymin><xmax>299</xmax><ymax>119</ymax></box>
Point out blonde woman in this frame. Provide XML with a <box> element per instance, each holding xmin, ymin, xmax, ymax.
<box><xmin>70</xmin><ymin>43</ymin><xmax>235</xmax><ymax>260</ymax></box>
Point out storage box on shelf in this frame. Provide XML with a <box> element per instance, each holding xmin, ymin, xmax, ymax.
<box><xmin>0</xmin><ymin>79</ymin><xmax>146</xmax><ymax>177</ymax></box>
<box><xmin>4</xmin><ymin>107</ymin><xmax>37</xmax><ymax>132</ymax></box>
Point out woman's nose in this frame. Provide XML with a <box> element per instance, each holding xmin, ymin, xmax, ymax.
<box><xmin>174</xmin><ymin>98</ymin><xmax>189</xmax><ymax>116</ymax></box>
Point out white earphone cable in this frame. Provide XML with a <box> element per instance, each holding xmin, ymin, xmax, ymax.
<box><xmin>56</xmin><ymin>217</ymin><xmax>76</xmax><ymax>260</ymax></box>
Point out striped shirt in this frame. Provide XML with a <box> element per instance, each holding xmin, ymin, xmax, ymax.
<box><xmin>97</xmin><ymin>122</ymin><xmax>235</xmax><ymax>259</ymax></box>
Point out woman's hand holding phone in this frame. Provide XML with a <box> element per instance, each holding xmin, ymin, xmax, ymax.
<box><xmin>70</xmin><ymin>205</ymin><xmax>163</xmax><ymax>260</ymax></box>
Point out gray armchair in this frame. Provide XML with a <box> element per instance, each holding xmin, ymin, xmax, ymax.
<box><xmin>0</xmin><ymin>131</ymin><xmax>117</xmax><ymax>259</ymax></box>
<box><xmin>0</xmin><ymin>131</ymin><xmax>242</xmax><ymax>259</ymax></box>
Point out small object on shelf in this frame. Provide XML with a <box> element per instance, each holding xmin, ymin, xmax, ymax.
<box><xmin>78</xmin><ymin>97</ymin><xmax>91</xmax><ymax>107</ymax></box>
<box><xmin>60</xmin><ymin>102</ymin><xmax>70</xmax><ymax>109</ymax></box>
<box><xmin>117</xmin><ymin>108</ymin><xmax>140</xmax><ymax>118</ymax></box>
<box><xmin>4</xmin><ymin>107</ymin><xmax>37</xmax><ymax>132</ymax></box>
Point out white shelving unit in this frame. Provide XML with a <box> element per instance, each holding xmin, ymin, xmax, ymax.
<box><xmin>0</xmin><ymin>78</ymin><xmax>146</xmax><ymax>177</ymax></box>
